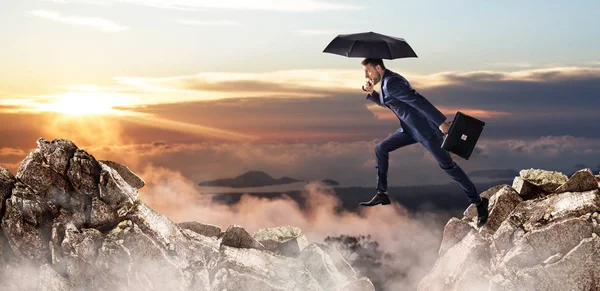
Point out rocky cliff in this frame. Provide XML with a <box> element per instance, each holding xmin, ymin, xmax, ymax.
<box><xmin>0</xmin><ymin>138</ymin><xmax>374</xmax><ymax>291</ymax></box>
<box><xmin>419</xmin><ymin>168</ymin><xmax>600</xmax><ymax>291</ymax></box>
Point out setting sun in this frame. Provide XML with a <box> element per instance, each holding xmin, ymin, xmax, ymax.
<box><xmin>35</xmin><ymin>86</ymin><xmax>131</xmax><ymax>116</ymax></box>
<box><xmin>42</xmin><ymin>93</ymin><xmax>112</xmax><ymax>115</ymax></box>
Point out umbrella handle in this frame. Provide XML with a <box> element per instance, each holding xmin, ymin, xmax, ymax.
<box><xmin>362</xmin><ymin>80</ymin><xmax>373</xmax><ymax>92</ymax></box>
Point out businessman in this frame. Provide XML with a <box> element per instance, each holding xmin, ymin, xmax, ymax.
<box><xmin>359</xmin><ymin>58</ymin><xmax>488</xmax><ymax>227</ymax></box>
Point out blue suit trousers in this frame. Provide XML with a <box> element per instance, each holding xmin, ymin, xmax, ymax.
<box><xmin>374</xmin><ymin>130</ymin><xmax>481</xmax><ymax>204</ymax></box>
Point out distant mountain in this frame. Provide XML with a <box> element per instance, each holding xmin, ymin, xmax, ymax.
<box><xmin>198</xmin><ymin>170</ymin><xmax>303</xmax><ymax>188</ymax></box>
<box><xmin>321</xmin><ymin>179</ymin><xmax>339</xmax><ymax>186</ymax></box>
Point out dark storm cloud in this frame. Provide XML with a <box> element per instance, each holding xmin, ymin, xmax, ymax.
<box><xmin>123</xmin><ymin>66</ymin><xmax>600</xmax><ymax>141</ymax></box>
<box><xmin>418</xmin><ymin>68</ymin><xmax>600</xmax><ymax>115</ymax></box>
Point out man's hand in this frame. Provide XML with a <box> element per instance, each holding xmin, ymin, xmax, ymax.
<box><xmin>362</xmin><ymin>80</ymin><xmax>374</xmax><ymax>94</ymax></box>
<box><xmin>439</xmin><ymin>120</ymin><xmax>451</xmax><ymax>134</ymax></box>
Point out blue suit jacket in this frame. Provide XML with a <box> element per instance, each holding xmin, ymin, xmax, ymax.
<box><xmin>366</xmin><ymin>69</ymin><xmax>447</xmax><ymax>142</ymax></box>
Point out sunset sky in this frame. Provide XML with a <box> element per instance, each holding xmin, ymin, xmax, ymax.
<box><xmin>1</xmin><ymin>0</ymin><xmax>600</xmax><ymax>189</ymax></box>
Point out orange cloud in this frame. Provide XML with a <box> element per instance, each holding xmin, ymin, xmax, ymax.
<box><xmin>0</xmin><ymin>147</ymin><xmax>26</xmax><ymax>157</ymax></box>
<box><xmin>366</xmin><ymin>104</ymin><xmax>510</xmax><ymax>120</ymax></box>
<box><xmin>437</xmin><ymin>107</ymin><xmax>512</xmax><ymax>119</ymax></box>
<box><xmin>118</xmin><ymin>114</ymin><xmax>258</xmax><ymax>142</ymax></box>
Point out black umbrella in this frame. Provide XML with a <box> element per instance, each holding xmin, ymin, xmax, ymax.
<box><xmin>323</xmin><ymin>31</ymin><xmax>417</xmax><ymax>59</ymax></box>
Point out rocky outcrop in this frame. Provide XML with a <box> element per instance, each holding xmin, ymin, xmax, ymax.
<box><xmin>253</xmin><ymin>226</ymin><xmax>309</xmax><ymax>256</ymax></box>
<box><xmin>177</xmin><ymin>221</ymin><xmax>222</xmax><ymax>238</ymax></box>
<box><xmin>419</xmin><ymin>168</ymin><xmax>600</xmax><ymax>291</ymax></box>
<box><xmin>0</xmin><ymin>138</ymin><xmax>374</xmax><ymax>291</ymax></box>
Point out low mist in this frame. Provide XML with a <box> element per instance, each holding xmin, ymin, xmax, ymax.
<box><xmin>137</xmin><ymin>164</ymin><xmax>453</xmax><ymax>290</ymax></box>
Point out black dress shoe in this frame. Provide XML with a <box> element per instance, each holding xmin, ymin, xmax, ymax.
<box><xmin>360</xmin><ymin>192</ymin><xmax>391</xmax><ymax>206</ymax></box>
<box><xmin>476</xmin><ymin>197</ymin><xmax>489</xmax><ymax>227</ymax></box>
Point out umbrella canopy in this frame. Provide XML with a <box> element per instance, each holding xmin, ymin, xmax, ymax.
<box><xmin>323</xmin><ymin>31</ymin><xmax>417</xmax><ymax>60</ymax></box>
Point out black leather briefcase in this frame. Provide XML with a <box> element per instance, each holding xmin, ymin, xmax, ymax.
<box><xmin>441</xmin><ymin>111</ymin><xmax>485</xmax><ymax>160</ymax></box>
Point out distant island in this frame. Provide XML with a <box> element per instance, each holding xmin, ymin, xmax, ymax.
<box><xmin>321</xmin><ymin>179</ymin><xmax>339</xmax><ymax>186</ymax></box>
<box><xmin>198</xmin><ymin>170</ymin><xmax>339</xmax><ymax>188</ymax></box>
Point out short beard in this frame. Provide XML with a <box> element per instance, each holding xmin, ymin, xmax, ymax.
<box><xmin>374</xmin><ymin>74</ymin><xmax>381</xmax><ymax>85</ymax></box>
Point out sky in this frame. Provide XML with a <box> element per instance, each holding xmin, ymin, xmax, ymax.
<box><xmin>1</xmin><ymin>2</ymin><xmax>600</xmax><ymax>288</ymax></box>
<box><xmin>1</xmin><ymin>0</ymin><xmax>600</xmax><ymax>191</ymax></box>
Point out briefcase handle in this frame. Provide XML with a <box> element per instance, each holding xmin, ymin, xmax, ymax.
<box><xmin>443</xmin><ymin>121</ymin><xmax>453</xmax><ymax>135</ymax></box>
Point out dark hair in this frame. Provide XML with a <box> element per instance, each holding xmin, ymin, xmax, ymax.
<box><xmin>361</xmin><ymin>58</ymin><xmax>385</xmax><ymax>69</ymax></box>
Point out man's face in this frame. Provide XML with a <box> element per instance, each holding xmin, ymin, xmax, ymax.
<box><xmin>363</xmin><ymin>64</ymin><xmax>382</xmax><ymax>85</ymax></box>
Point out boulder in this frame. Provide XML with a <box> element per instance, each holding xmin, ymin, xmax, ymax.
<box><xmin>555</xmin><ymin>168</ymin><xmax>598</xmax><ymax>194</ymax></box>
<box><xmin>178</xmin><ymin>221</ymin><xmax>222</xmax><ymax>238</ymax></box>
<box><xmin>98</xmin><ymin>160</ymin><xmax>145</xmax><ymax>190</ymax></box>
<box><xmin>342</xmin><ymin>277</ymin><xmax>376</xmax><ymax>291</ymax></box>
<box><xmin>512</xmin><ymin>176</ymin><xmax>546</xmax><ymax>200</ymax></box>
<box><xmin>418</xmin><ymin>230</ymin><xmax>490</xmax><ymax>291</ymax></box>
<box><xmin>211</xmin><ymin>245</ymin><xmax>322</xmax><ymax>291</ymax></box>
<box><xmin>298</xmin><ymin>244</ymin><xmax>348</xmax><ymax>290</ymax></box>
<box><xmin>518</xmin><ymin>168</ymin><xmax>568</xmax><ymax>193</ymax></box>
<box><xmin>0</xmin><ymin>166</ymin><xmax>16</xmax><ymax>213</ymax></box>
<box><xmin>253</xmin><ymin>226</ymin><xmax>308</xmax><ymax>256</ymax></box>
<box><xmin>221</xmin><ymin>225</ymin><xmax>266</xmax><ymax>251</ymax></box>
<box><xmin>419</xmin><ymin>168</ymin><xmax>600</xmax><ymax>291</ymax></box>
<box><xmin>438</xmin><ymin>217</ymin><xmax>472</xmax><ymax>256</ymax></box>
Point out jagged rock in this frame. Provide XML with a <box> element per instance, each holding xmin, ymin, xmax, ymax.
<box><xmin>89</xmin><ymin>197</ymin><xmax>119</xmax><ymax>229</ymax></box>
<box><xmin>16</xmin><ymin>149</ymin><xmax>72</xmax><ymax>197</ymax></box>
<box><xmin>98</xmin><ymin>160</ymin><xmax>145</xmax><ymax>190</ymax></box>
<box><xmin>519</xmin><ymin>168</ymin><xmax>568</xmax><ymax>193</ymax></box>
<box><xmin>342</xmin><ymin>277</ymin><xmax>376</xmax><ymax>291</ymax></box>
<box><xmin>298</xmin><ymin>244</ymin><xmax>348</xmax><ymax>291</ymax></box>
<box><xmin>36</xmin><ymin>138</ymin><xmax>78</xmax><ymax>176</ymax></box>
<box><xmin>493</xmin><ymin>236</ymin><xmax>600</xmax><ymax>291</ymax></box>
<box><xmin>493</xmin><ymin>216</ymin><xmax>594</xmax><ymax>271</ymax></box>
<box><xmin>253</xmin><ymin>226</ymin><xmax>308</xmax><ymax>256</ymax></box>
<box><xmin>127</xmin><ymin>202</ymin><xmax>184</xmax><ymax>252</ymax></box>
<box><xmin>178</xmin><ymin>221</ymin><xmax>222</xmax><ymax>238</ymax></box>
<box><xmin>438</xmin><ymin>217</ymin><xmax>473</xmax><ymax>256</ymax></box>
<box><xmin>0</xmin><ymin>138</ymin><xmax>380</xmax><ymax>290</ymax></box>
<box><xmin>211</xmin><ymin>245</ymin><xmax>323</xmax><ymax>291</ymax></box>
<box><xmin>39</xmin><ymin>264</ymin><xmax>74</xmax><ymax>291</ymax></box>
<box><xmin>1</xmin><ymin>190</ymin><xmax>52</xmax><ymax>264</ymax></box>
<box><xmin>56</xmin><ymin>224</ymin><xmax>103</xmax><ymax>287</ymax></box>
<box><xmin>315</xmin><ymin>243</ymin><xmax>356</xmax><ymax>280</ymax></box>
<box><xmin>0</xmin><ymin>166</ymin><xmax>16</xmax><ymax>213</ymax></box>
<box><xmin>512</xmin><ymin>176</ymin><xmax>546</xmax><ymax>200</ymax></box>
<box><xmin>117</xmin><ymin>222</ymin><xmax>186</xmax><ymax>290</ymax></box>
<box><xmin>98</xmin><ymin>162</ymin><xmax>138</xmax><ymax>218</ymax></box>
<box><xmin>418</xmin><ymin>230</ymin><xmax>490</xmax><ymax>291</ymax></box>
<box><xmin>478</xmin><ymin>186</ymin><xmax>523</xmax><ymax>235</ymax></box>
<box><xmin>67</xmin><ymin>149</ymin><xmax>101</xmax><ymax>198</ymax></box>
<box><xmin>555</xmin><ymin>168</ymin><xmax>598</xmax><ymax>194</ymax></box>
<box><xmin>463</xmin><ymin>184</ymin><xmax>507</xmax><ymax>219</ymax></box>
<box><xmin>543</xmin><ymin>190</ymin><xmax>600</xmax><ymax>222</ymax></box>
<box><xmin>221</xmin><ymin>225</ymin><xmax>266</xmax><ymax>250</ymax></box>
<box><xmin>420</xmin><ymin>168</ymin><xmax>600</xmax><ymax>291</ymax></box>
<box><xmin>179</xmin><ymin>229</ymin><xmax>218</xmax><ymax>291</ymax></box>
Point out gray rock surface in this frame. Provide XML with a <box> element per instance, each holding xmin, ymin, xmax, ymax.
<box><xmin>419</xmin><ymin>168</ymin><xmax>600</xmax><ymax>291</ymax></box>
<box><xmin>555</xmin><ymin>168</ymin><xmax>598</xmax><ymax>194</ymax></box>
<box><xmin>253</xmin><ymin>226</ymin><xmax>309</xmax><ymax>256</ymax></box>
<box><xmin>98</xmin><ymin>160</ymin><xmax>145</xmax><ymax>190</ymax></box>
<box><xmin>518</xmin><ymin>168</ymin><xmax>568</xmax><ymax>193</ymax></box>
<box><xmin>178</xmin><ymin>221</ymin><xmax>222</xmax><ymax>238</ymax></box>
<box><xmin>512</xmin><ymin>176</ymin><xmax>546</xmax><ymax>200</ymax></box>
<box><xmin>0</xmin><ymin>138</ymin><xmax>372</xmax><ymax>291</ymax></box>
